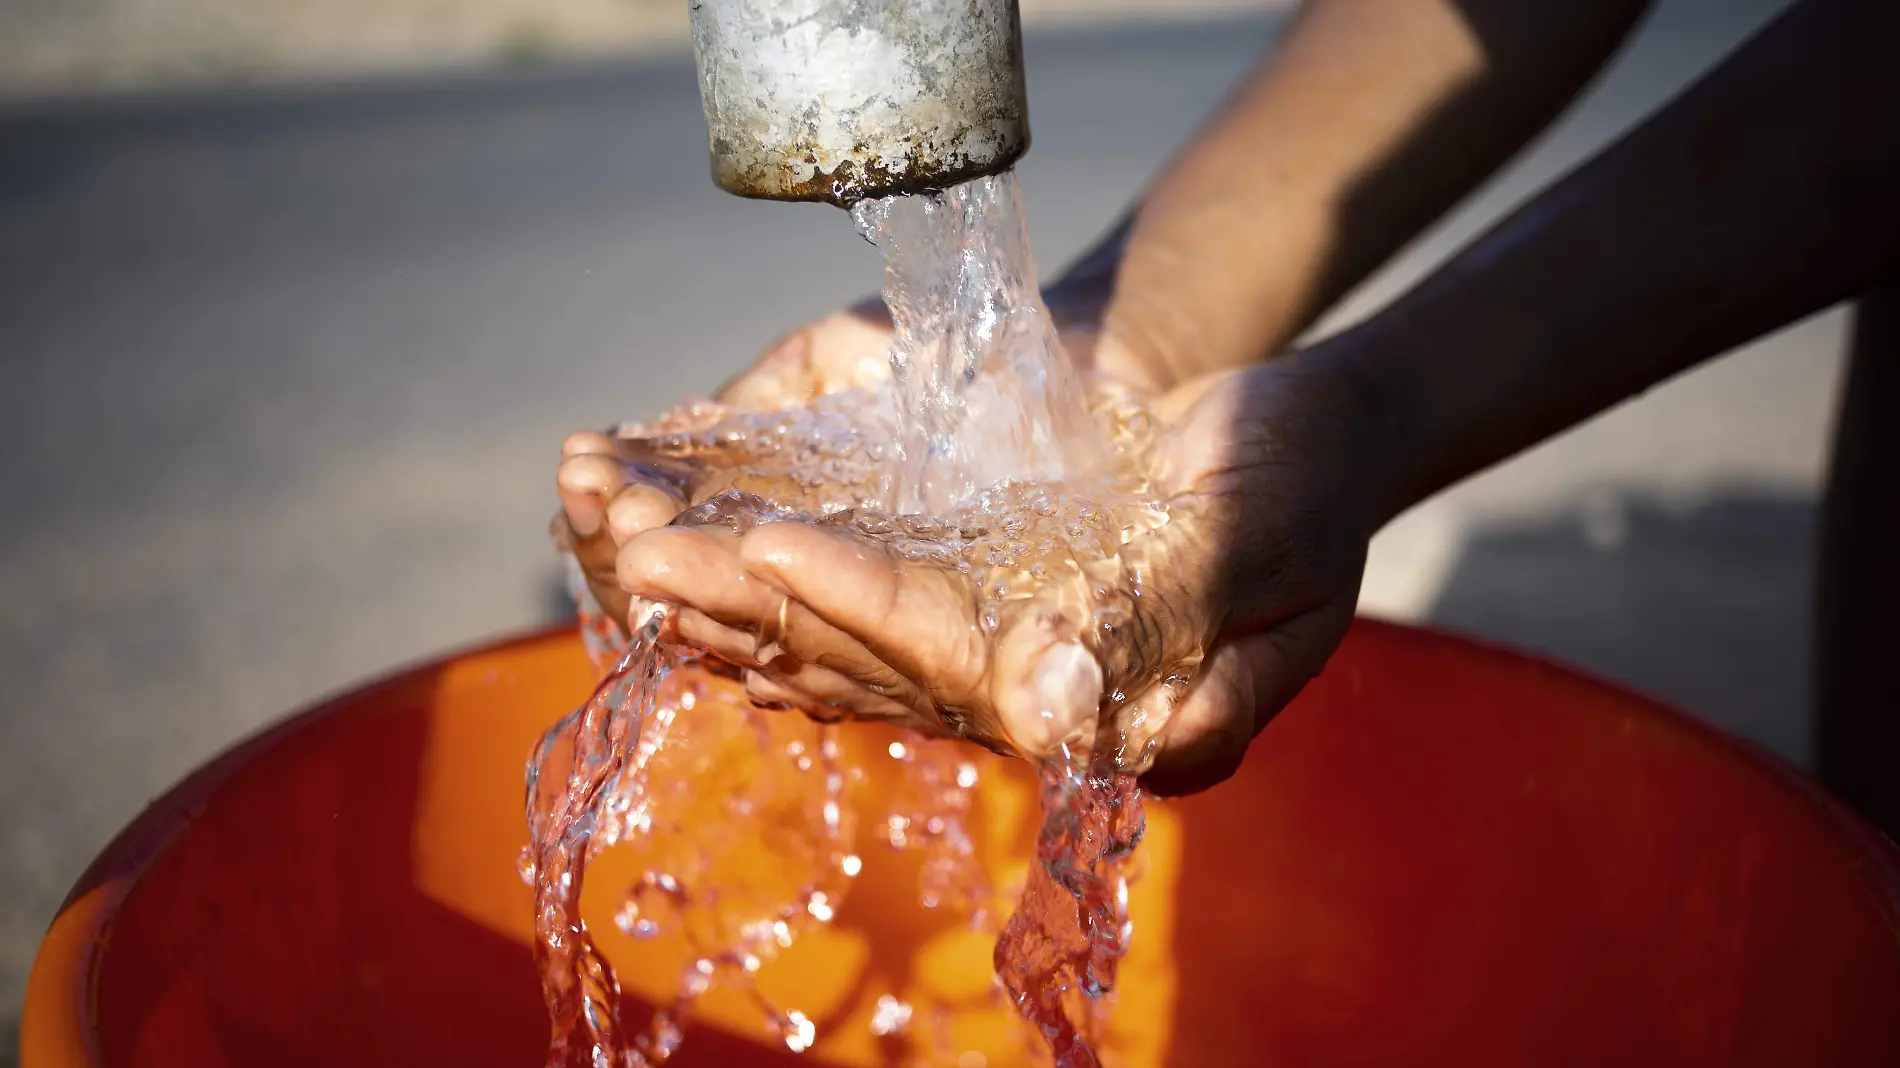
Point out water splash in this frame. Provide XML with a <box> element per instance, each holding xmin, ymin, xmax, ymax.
<box><xmin>527</xmin><ymin>172</ymin><xmax>1187</xmax><ymax>1067</ymax></box>
<box><xmin>523</xmin><ymin>597</ymin><xmax>857</xmax><ymax>1066</ymax></box>
<box><xmin>849</xmin><ymin>173</ymin><xmax>1098</xmax><ymax>515</ymax></box>
<box><xmin>994</xmin><ymin>754</ymin><xmax>1145</xmax><ymax>1067</ymax></box>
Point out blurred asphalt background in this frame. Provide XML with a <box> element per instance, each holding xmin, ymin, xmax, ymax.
<box><xmin>0</xmin><ymin>0</ymin><xmax>1829</xmax><ymax>1049</ymax></box>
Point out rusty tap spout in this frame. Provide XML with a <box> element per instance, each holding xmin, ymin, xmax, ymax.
<box><xmin>689</xmin><ymin>0</ymin><xmax>1031</xmax><ymax>206</ymax></box>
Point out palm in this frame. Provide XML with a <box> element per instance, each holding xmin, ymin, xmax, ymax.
<box><xmin>557</xmin><ymin>310</ymin><xmax>893</xmax><ymax>626</ymax></box>
<box><xmin>557</xmin><ymin>320</ymin><xmax>1380</xmax><ymax>793</ymax></box>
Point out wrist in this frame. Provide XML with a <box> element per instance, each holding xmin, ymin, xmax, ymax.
<box><xmin>1041</xmin><ymin>270</ymin><xmax>1178</xmax><ymax>395</ymax></box>
<box><xmin>1295</xmin><ymin>324</ymin><xmax>1419</xmax><ymax>533</ymax></box>
<box><xmin>1043</xmin><ymin>220</ymin><xmax>1198</xmax><ymax>394</ymax></box>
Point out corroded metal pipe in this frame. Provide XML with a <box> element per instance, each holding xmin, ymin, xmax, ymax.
<box><xmin>689</xmin><ymin>0</ymin><xmax>1031</xmax><ymax>205</ymax></box>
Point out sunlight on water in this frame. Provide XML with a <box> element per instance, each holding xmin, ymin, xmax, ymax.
<box><xmin>525</xmin><ymin>173</ymin><xmax>1196</xmax><ymax>1067</ymax></box>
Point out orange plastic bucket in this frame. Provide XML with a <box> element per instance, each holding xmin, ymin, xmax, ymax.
<box><xmin>23</xmin><ymin>620</ymin><xmax>1900</xmax><ymax>1067</ymax></box>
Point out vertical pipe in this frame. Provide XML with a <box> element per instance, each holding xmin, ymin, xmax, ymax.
<box><xmin>690</xmin><ymin>0</ymin><xmax>1031</xmax><ymax>205</ymax></box>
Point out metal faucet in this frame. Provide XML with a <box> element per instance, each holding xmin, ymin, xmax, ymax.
<box><xmin>689</xmin><ymin>0</ymin><xmax>1030</xmax><ymax>205</ymax></box>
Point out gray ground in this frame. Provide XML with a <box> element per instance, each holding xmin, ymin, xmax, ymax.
<box><xmin>0</xmin><ymin>0</ymin><xmax>1825</xmax><ymax>1050</ymax></box>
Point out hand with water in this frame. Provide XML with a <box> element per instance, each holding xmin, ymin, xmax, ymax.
<box><xmin>557</xmin><ymin>307</ymin><xmax>895</xmax><ymax>629</ymax></box>
<box><xmin>555</xmin><ymin>303</ymin><xmax>1165</xmax><ymax>661</ymax></box>
<box><xmin>567</xmin><ymin>356</ymin><xmax>1390</xmax><ymax>794</ymax></box>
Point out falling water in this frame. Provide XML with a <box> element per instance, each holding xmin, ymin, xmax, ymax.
<box><xmin>525</xmin><ymin>172</ymin><xmax>1189</xmax><ymax>1067</ymax></box>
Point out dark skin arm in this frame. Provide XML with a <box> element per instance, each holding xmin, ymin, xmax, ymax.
<box><xmin>1319</xmin><ymin>0</ymin><xmax>1900</xmax><ymax>527</ymax></box>
<box><xmin>616</xmin><ymin>0</ymin><xmax>1898</xmax><ymax>792</ymax></box>
<box><xmin>562</xmin><ymin>0</ymin><xmax>1656</xmax><ymax>655</ymax></box>
<box><xmin>1049</xmin><ymin>0</ymin><xmax>1654</xmax><ymax>389</ymax></box>
<box><xmin>1098</xmin><ymin>0</ymin><xmax>1900</xmax><ymax>791</ymax></box>
<box><xmin>568</xmin><ymin>0</ymin><xmax>1900</xmax><ymax>793</ymax></box>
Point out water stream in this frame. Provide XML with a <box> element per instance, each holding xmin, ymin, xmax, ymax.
<box><xmin>524</xmin><ymin>172</ymin><xmax>1186</xmax><ymax>1067</ymax></box>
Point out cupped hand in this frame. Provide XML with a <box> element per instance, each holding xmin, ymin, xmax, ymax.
<box><xmin>556</xmin><ymin>307</ymin><xmax>894</xmax><ymax>630</ymax></box>
<box><xmin>566</xmin><ymin>347</ymin><xmax>1394</xmax><ymax>795</ymax></box>
<box><xmin>555</xmin><ymin>301</ymin><xmax>1154</xmax><ymax>642</ymax></box>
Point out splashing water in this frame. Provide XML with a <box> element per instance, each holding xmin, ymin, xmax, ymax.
<box><xmin>526</xmin><ymin>172</ymin><xmax>1190</xmax><ymax>1067</ymax></box>
<box><xmin>848</xmin><ymin>173</ymin><xmax>1098</xmax><ymax>516</ymax></box>
<box><xmin>523</xmin><ymin>597</ymin><xmax>859</xmax><ymax>1063</ymax></box>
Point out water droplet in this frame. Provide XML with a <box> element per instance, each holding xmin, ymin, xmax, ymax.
<box><xmin>782</xmin><ymin>1011</ymin><xmax>816</xmax><ymax>1052</ymax></box>
<box><xmin>807</xmin><ymin>891</ymin><xmax>834</xmax><ymax>922</ymax></box>
<box><xmin>651</xmin><ymin>1017</ymin><xmax>685</xmax><ymax>1058</ymax></box>
<box><xmin>869</xmin><ymin>995</ymin><xmax>914</xmax><ymax>1037</ymax></box>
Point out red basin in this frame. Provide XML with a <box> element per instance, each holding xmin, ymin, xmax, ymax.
<box><xmin>23</xmin><ymin>619</ymin><xmax>1900</xmax><ymax>1067</ymax></box>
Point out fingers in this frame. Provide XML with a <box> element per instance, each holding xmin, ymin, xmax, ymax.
<box><xmin>739</xmin><ymin>523</ymin><xmax>985</xmax><ymax>694</ymax></box>
<box><xmin>715</xmin><ymin>310</ymin><xmax>896</xmax><ymax>411</ymax></box>
<box><xmin>557</xmin><ymin>428</ymin><xmax>694</xmax><ymax>635</ymax></box>
<box><xmin>617</xmin><ymin>525</ymin><xmax>757</xmax><ymax>622</ymax></box>
<box><xmin>556</xmin><ymin>450</ymin><xmax>625</xmax><ymax>541</ymax></box>
<box><xmin>675</xmin><ymin>606</ymin><xmax>763</xmax><ymax>664</ymax></box>
<box><xmin>717</xmin><ymin>328</ymin><xmax>818</xmax><ymax>410</ymax></box>
<box><xmin>1134</xmin><ymin>641</ymin><xmax>1260</xmax><ymax>797</ymax></box>
<box><xmin>739</xmin><ymin>522</ymin><xmax>1115</xmax><ymax>758</ymax></box>
<box><xmin>620</xmin><ymin>524</ymin><xmax>932</xmax><ymax>714</ymax></box>
<box><xmin>605</xmin><ymin>484</ymin><xmax>680</xmax><ymax>543</ymax></box>
<box><xmin>617</xmin><ymin>513</ymin><xmax>1195</xmax><ymax>764</ymax></box>
<box><xmin>740</xmin><ymin>670</ymin><xmax>806</xmax><ymax>712</ymax></box>
<box><xmin>557</xmin><ymin>438</ymin><xmax>683</xmax><ymax>549</ymax></box>
<box><xmin>741</xmin><ymin>664</ymin><xmax>918</xmax><ymax>724</ymax></box>
<box><xmin>562</xmin><ymin>304</ymin><xmax>895</xmax><ymax>632</ymax></box>
<box><xmin>1138</xmin><ymin>601</ymin><xmax>1353</xmax><ymax>797</ymax></box>
<box><xmin>561</xmin><ymin>429</ymin><xmax>617</xmax><ymax>458</ymax></box>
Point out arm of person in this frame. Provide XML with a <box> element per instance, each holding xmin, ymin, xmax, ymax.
<box><xmin>1048</xmin><ymin>0</ymin><xmax>1653</xmax><ymax>391</ymax></box>
<box><xmin>558</xmin><ymin>0</ymin><xmax>1652</xmax><ymax>623</ymax></box>
<box><xmin>1311</xmin><ymin>0</ymin><xmax>1900</xmax><ymax>529</ymax></box>
<box><xmin>602</xmin><ymin>0</ymin><xmax>1900</xmax><ymax>794</ymax></box>
<box><xmin>1040</xmin><ymin>0</ymin><xmax>1900</xmax><ymax>791</ymax></box>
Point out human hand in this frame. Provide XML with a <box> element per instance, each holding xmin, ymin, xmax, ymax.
<box><xmin>555</xmin><ymin>300</ymin><xmax>1168</xmax><ymax>640</ymax></box>
<box><xmin>600</xmin><ymin>357</ymin><xmax>1393</xmax><ymax>795</ymax></box>
<box><xmin>556</xmin><ymin>307</ymin><xmax>895</xmax><ymax>632</ymax></box>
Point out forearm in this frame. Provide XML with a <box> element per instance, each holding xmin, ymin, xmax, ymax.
<box><xmin>1049</xmin><ymin>0</ymin><xmax>1650</xmax><ymax>390</ymax></box>
<box><xmin>1324</xmin><ymin>0</ymin><xmax>1900</xmax><ymax>526</ymax></box>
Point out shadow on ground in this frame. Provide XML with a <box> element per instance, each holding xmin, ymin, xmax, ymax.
<box><xmin>1423</xmin><ymin>487</ymin><xmax>1816</xmax><ymax>768</ymax></box>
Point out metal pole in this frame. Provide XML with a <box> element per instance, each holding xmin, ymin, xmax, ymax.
<box><xmin>690</xmin><ymin>0</ymin><xmax>1031</xmax><ymax>205</ymax></box>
